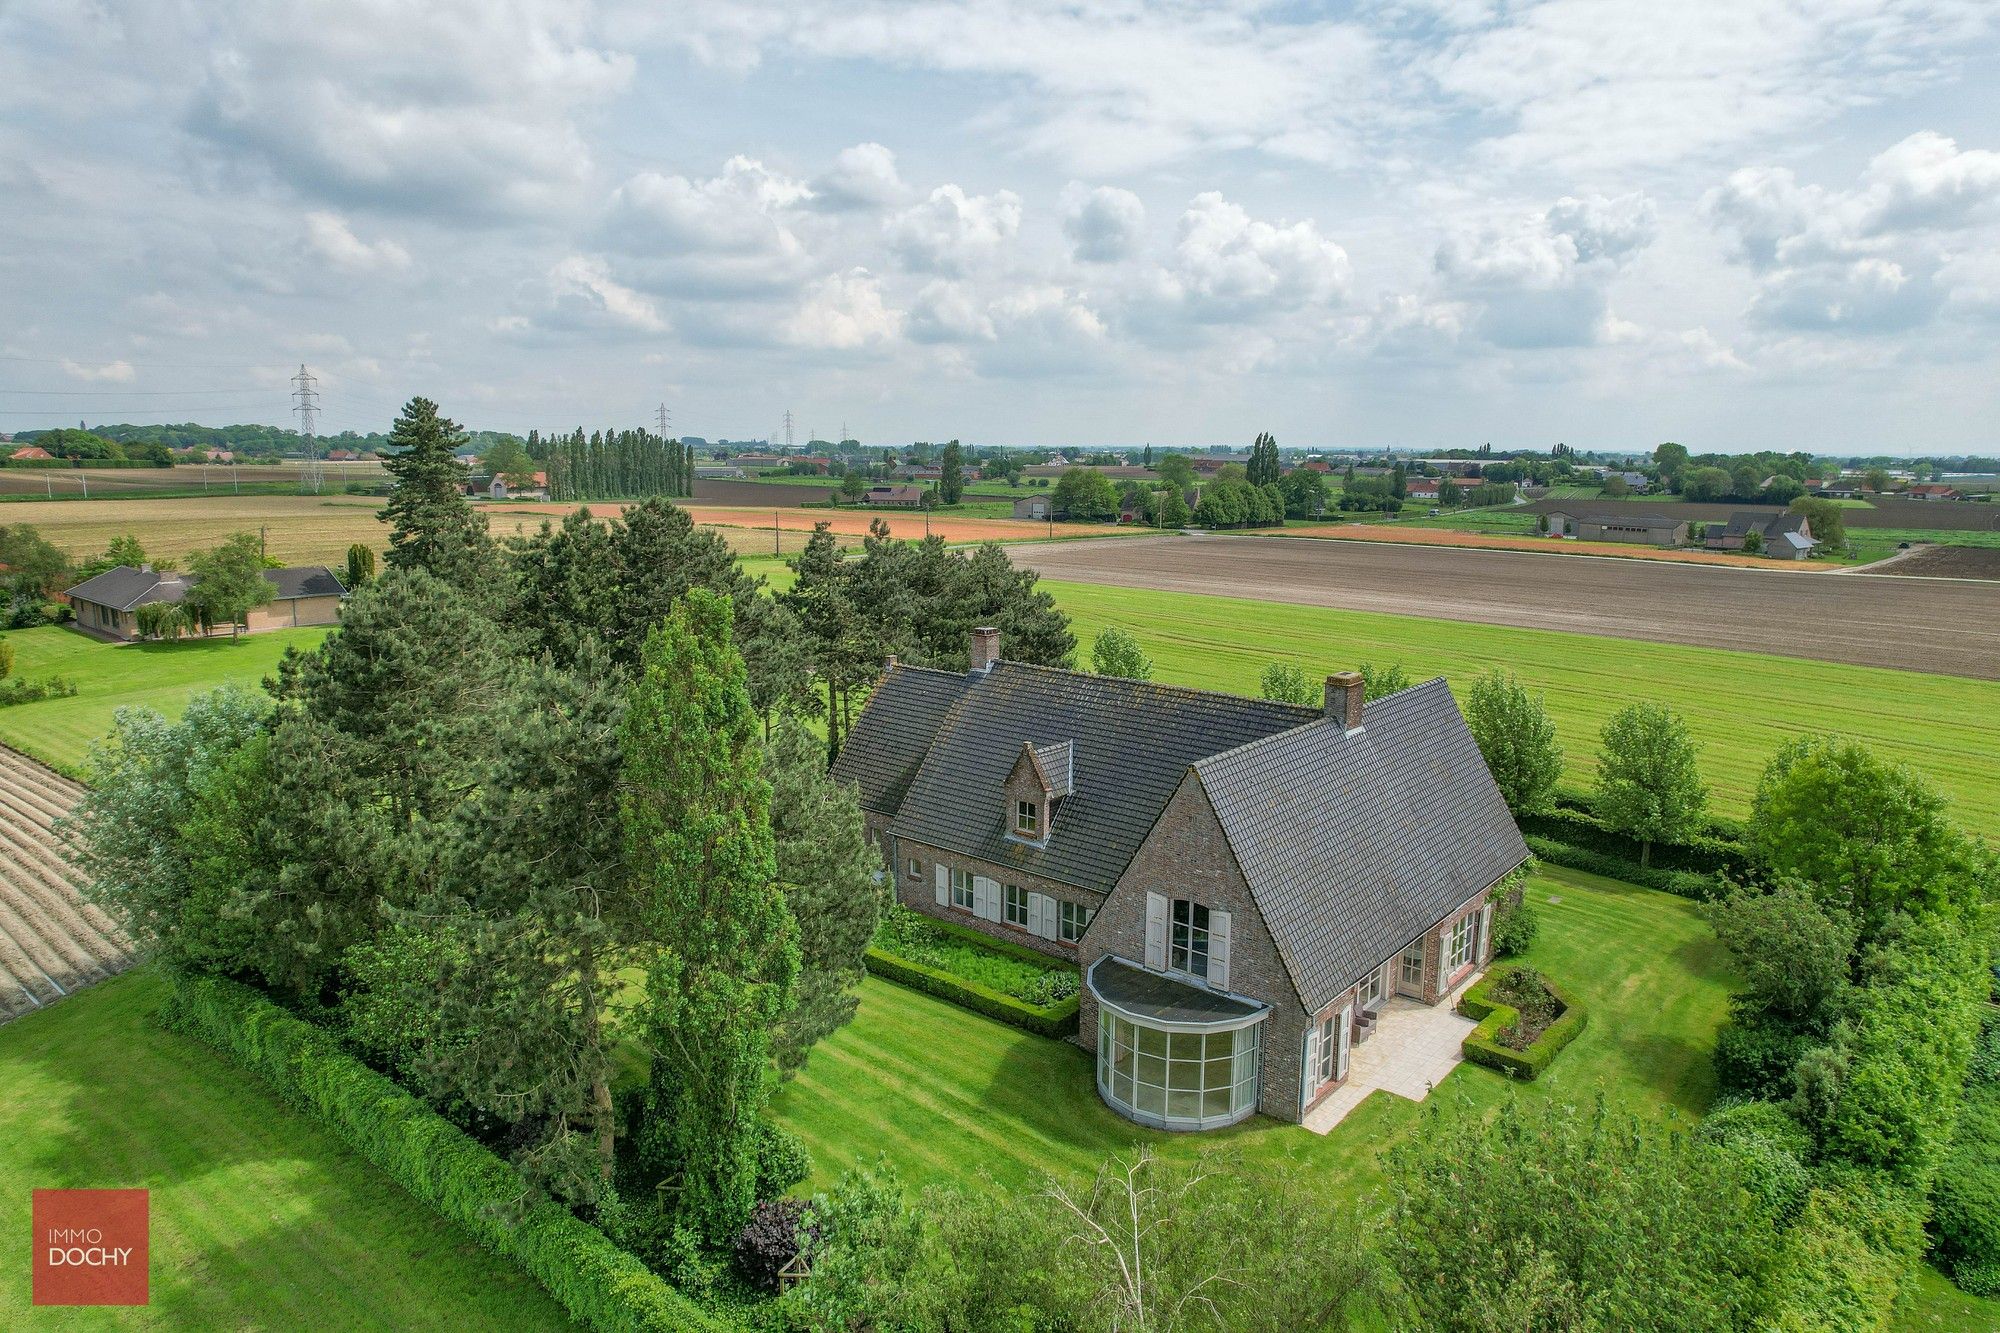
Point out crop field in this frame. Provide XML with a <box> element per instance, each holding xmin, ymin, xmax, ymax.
<box><xmin>497</xmin><ymin>500</ymin><xmax>1125</xmax><ymax>545</ymax></box>
<box><xmin>0</xmin><ymin>460</ymin><xmax>386</xmax><ymax>498</ymax></box>
<box><xmin>1522</xmin><ymin>493</ymin><xmax>2000</xmax><ymax>532</ymax></box>
<box><xmin>1037</xmin><ymin>578</ymin><xmax>2000</xmax><ymax>830</ymax></box>
<box><xmin>1271</xmin><ymin>518</ymin><xmax>1809</xmax><ymax>569</ymax></box>
<box><xmin>0</xmin><ymin>746</ymin><xmax>127</xmax><ymax>1024</ymax></box>
<box><xmin>0</xmin><ymin>626</ymin><xmax>324</xmax><ymax>777</ymax></box>
<box><xmin>3</xmin><ymin>494</ymin><xmax>392</xmax><ymax>565</ymax></box>
<box><xmin>1869</xmin><ymin>544</ymin><xmax>2000</xmax><ymax>580</ymax></box>
<box><xmin>0</xmin><ymin>969</ymin><xmax>570</xmax><ymax>1330</ymax></box>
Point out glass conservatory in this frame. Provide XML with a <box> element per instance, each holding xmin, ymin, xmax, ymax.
<box><xmin>1088</xmin><ymin>957</ymin><xmax>1267</xmax><ymax>1131</ymax></box>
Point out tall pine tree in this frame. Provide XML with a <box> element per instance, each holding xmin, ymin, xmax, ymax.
<box><xmin>623</xmin><ymin>590</ymin><xmax>798</xmax><ymax>1243</ymax></box>
<box><xmin>378</xmin><ymin>397</ymin><xmax>498</xmax><ymax>592</ymax></box>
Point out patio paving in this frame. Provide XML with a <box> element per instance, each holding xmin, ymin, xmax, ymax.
<box><xmin>1302</xmin><ymin>978</ymin><xmax>1481</xmax><ymax>1135</ymax></box>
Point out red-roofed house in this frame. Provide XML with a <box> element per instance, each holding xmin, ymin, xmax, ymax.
<box><xmin>1906</xmin><ymin>483</ymin><xmax>1962</xmax><ymax>501</ymax></box>
<box><xmin>8</xmin><ymin>446</ymin><xmax>53</xmax><ymax>462</ymax></box>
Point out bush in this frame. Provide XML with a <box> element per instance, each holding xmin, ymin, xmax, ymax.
<box><xmin>1696</xmin><ymin>1101</ymin><xmax>1813</xmax><ymax>1224</ymax></box>
<box><xmin>161</xmin><ymin>973</ymin><xmax>727</xmax><ymax>1333</ymax></box>
<box><xmin>734</xmin><ymin>1199</ymin><xmax>813</xmax><ymax>1292</ymax></box>
<box><xmin>0</xmin><ymin>674</ymin><xmax>77</xmax><ymax>706</ymax></box>
<box><xmin>863</xmin><ymin>947</ymin><xmax>1080</xmax><ymax>1040</ymax></box>
<box><xmin>1713</xmin><ymin>1009</ymin><xmax>1817</xmax><ymax>1102</ymax></box>
<box><xmin>873</xmin><ymin>906</ymin><xmax>1080</xmax><ymax>1009</ymax></box>
<box><xmin>1457</xmin><ymin>963</ymin><xmax>1586</xmax><ymax>1080</ymax></box>
<box><xmin>751</xmin><ymin>1120</ymin><xmax>811</xmax><ymax>1202</ymax></box>
<box><xmin>1763</xmin><ymin>1170</ymin><xmax>1926</xmax><ymax>1330</ymax></box>
<box><xmin>1490</xmin><ymin>894</ymin><xmax>1537</xmax><ymax>957</ymax></box>
<box><xmin>1933</xmin><ymin>1085</ymin><xmax>2000</xmax><ymax>1296</ymax></box>
<box><xmin>1520</xmin><ymin>833</ymin><xmax>1718</xmax><ymax>899</ymax></box>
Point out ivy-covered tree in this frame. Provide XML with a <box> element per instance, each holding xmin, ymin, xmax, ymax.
<box><xmin>1595</xmin><ymin>703</ymin><xmax>1706</xmax><ymax>867</ymax></box>
<box><xmin>1463</xmin><ymin>669</ymin><xmax>1564</xmax><ymax>815</ymax></box>
<box><xmin>624</xmin><ymin>590</ymin><xmax>798</xmax><ymax>1242</ymax></box>
<box><xmin>766</xmin><ymin>717</ymin><xmax>882</xmax><ymax>1076</ymax></box>
<box><xmin>378</xmin><ymin>397</ymin><xmax>499</xmax><ymax>593</ymax></box>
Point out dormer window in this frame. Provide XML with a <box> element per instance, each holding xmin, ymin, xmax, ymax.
<box><xmin>1016</xmin><ymin>799</ymin><xmax>1041</xmax><ymax>837</ymax></box>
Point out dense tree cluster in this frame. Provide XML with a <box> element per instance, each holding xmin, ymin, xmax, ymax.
<box><xmin>541</xmin><ymin>427</ymin><xmax>694</xmax><ymax>501</ymax></box>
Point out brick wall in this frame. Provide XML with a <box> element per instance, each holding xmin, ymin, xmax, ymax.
<box><xmin>890</xmin><ymin>836</ymin><xmax>1099</xmax><ymax>962</ymax></box>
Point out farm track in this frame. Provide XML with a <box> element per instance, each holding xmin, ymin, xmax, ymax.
<box><xmin>1013</xmin><ymin>533</ymin><xmax>2000</xmax><ymax>680</ymax></box>
<box><xmin>0</xmin><ymin>746</ymin><xmax>129</xmax><ymax>1023</ymax></box>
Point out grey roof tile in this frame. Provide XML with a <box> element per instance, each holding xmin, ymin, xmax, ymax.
<box><xmin>830</xmin><ymin>665</ymin><xmax>975</xmax><ymax>815</ymax></box>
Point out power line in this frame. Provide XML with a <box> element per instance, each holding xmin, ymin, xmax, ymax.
<box><xmin>293</xmin><ymin>365</ymin><xmax>322</xmax><ymax>494</ymax></box>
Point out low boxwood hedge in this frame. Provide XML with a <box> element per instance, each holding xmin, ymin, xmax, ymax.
<box><xmin>864</xmin><ymin>946</ymin><xmax>1080</xmax><ymax>1040</ymax></box>
<box><xmin>1457</xmin><ymin>963</ymin><xmax>1587</xmax><ymax>1081</ymax></box>
<box><xmin>161</xmin><ymin>971</ymin><xmax>729</xmax><ymax>1333</ymax></box>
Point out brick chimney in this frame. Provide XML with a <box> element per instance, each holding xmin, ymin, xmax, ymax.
<box><xmin>1324</xmin><ymin>671</ymin><xmax>1364</xmax><ymax>729</ymax></box>
<box><xmin>969</xmin><ymin>626</ymin><xmax>1001</xmax><ymax>673</ymax></box>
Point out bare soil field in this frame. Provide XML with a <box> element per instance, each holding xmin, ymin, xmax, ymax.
<box><xmin>0</xmin><ymin>746</ymin><xmax>129</xmax><ymax>1024</ymax></box>
<box><xmin>496</xmin><ymin>501</ymin><xmax>1122</xmax><ymax>544</ymax></box>
<box><xmin>2</xmin><ymin>494</ymin><xmax>390</xmax><ymax>565</ymax></box>
<box><xmin>1268</xmin><ymin>522</ymin><xmax>1812</xmax><ymax>570</ymax></box>
<box><xmin>692</xmin><ymin>477</ymin><xmax>841</xmax><ymax>506</ymax></box>
<box><xmin>1011</xmin><ymin>533</ymin><xmax>2000</xmax><ymax>680</ymax></box>
<box><xmin>1866</xmin><ymin>544</ymin><xmax>2000</xmax><ymax>581</ymax></box>
<box><xmin>1522</xmin><ymin>494</ymin><xmax>2000</xmax><ymax>532</ymax></box>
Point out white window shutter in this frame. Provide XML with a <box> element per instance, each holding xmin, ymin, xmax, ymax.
<box><xmin>975</xmin><ymin>876</ymin><xmax>1000</xmax><ymax>923</ymax></box>
<box><xmin>1336</xmin><ymin>1005</ymin><xmax>1353</xmax><ymax>1081</ymax></box>
<box><xmin>1144</xmin><ymin>892</ymin><xmax>1167</xmax><ymax>970</ymax></box>
<box><xmin>1480</xmin><ymin>903</ymin><xmax>1496</xmax><ymax>963</ymax></box>
<box><xmin>935</xmin><ymin>864</ymin><xmax>948</xmax><ymax>908</ymax></box>
<box><xmin>1028</xmin><ymin>892</ymin><xmax>1055</xmax><ymax>940</ymax></box>
<box><xmin>1301</xmin><ymin>1025</ymin><xmax>1319</xmax><ymax>1115</ymax></box>
<box><xmin>1208</xmin><ymin>910</ymin><xmax>1231</xmax><ymax>990</ymax></box>
<box><xmin>1435</xmin><ymin>927</ymin><xmax>1448</xmax><ymax>987</ymax></box>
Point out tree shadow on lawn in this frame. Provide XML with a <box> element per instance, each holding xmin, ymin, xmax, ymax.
<box><xmin>0</xmin><ymin>973</ymin><xmax>560</xmax><ymax>1330</ymax></box>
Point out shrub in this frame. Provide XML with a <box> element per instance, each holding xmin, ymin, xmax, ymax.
<box><xmin>872</xmin><ymin>906</ymin><xmax>1080</xmax><ymax>1017</ymax></box>
<box><xmin>1457</xmin><ymin>963</ymin><xmax>1586</xmax><ymax>1080</ymax></box>
<box><xmin>751</xmin><ymin>1120</ymin><xmax>811</xmax><ymax>1202</ymax></box>
<box><xmin>0</xmin><ymin>674</ymin><xmax>77</xmax><ymax>706</ymax></box>
<box><xmin>161</xmin><ymin>973</ymin><xmax>725</xmax><ymax>1333</ymax></box>
<box><xmin>1703</xmin><ymin>883</ymin><xmax>1856</xmax><ymax>1026</ymax></box>
<box><xmin>1933</xmin><ymin>1085</ymin><xmax>2000</xmax><ymax>1296</ymax></box>
<box><xmin>1696</xmin><ymin>1101</ymin><xmax>1813</xmax><ymax>1224</ymax></box>
<box><xmin>734</xmin><ymin>1199</ymin><xmax>814</xmax><ymax>1292</ymax></box>
<box><xmin>1763</xmin><ymin>1170</ymin><xmax>1926</xmax><ymax>1330</ymax></box>
<box><xmin>1490</xmin><ymin>894</ymin><xmax>1538</xmax><ymax>958</ymax></box>
<box><xmin>1520</xmin><ymin>833</ymin><xmax>1719</xmax><ymax>899</ymax></box>
<box><xmin>1713</xmin><ymin>1010</ymin><xmax>1817</xmax><ymax>1102</ymax></box>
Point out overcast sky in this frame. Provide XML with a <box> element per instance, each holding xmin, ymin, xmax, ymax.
<box><xmin>2</xmin><ymin>1</ymin><xmax>1996</xmax><ymax>453</ymax></box>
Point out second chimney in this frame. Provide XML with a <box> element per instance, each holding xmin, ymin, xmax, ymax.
<box><xmin>1325</xmin><ymin>670</ymin><xmax>1365</xmax><ymax>729</ymax></box>
<box><xmin>970</xmin><ymin>626</ymin><xmax>1001</xmax><ymax>673</ymax></box>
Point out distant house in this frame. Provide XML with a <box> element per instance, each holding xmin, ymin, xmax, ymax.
<box><xmin>325</xmin><ymin>449</ymin><xmax>359</xmax><ymax>462</ymax></box>
<box><xmin>202</xmin><ymin>448</ymin><xmax>235</xmax><ymax>463</ymax></box>
<box><xmin>694</xmin><ymin>464</ymin><xmax>746</xmax><ymax>479</ymax></box>
<box><xmin>1615</xmin><ymin>471</ymin><xmax>1651</xmax><ymax>493</ymax></box>
<box><xmin>1810</xmin><ymin>478</ymin><xmax>1862</xmax><ymax>498</ymax></box>
<box><xmin>1905</xmin><ymin>483</ymin><xmax>1962</xmax><ymax>501</ymax></box>
<box><xmin>1299</xmin><ymin>459</ymin><xmax>1335</xmax><ymax>474</ymax></box>
<box><xmin>65</xmin><ymin>565</ymin><xmax>348</xmax><ymax>641</ymax></box>
<box><xmin>488</xmin><ymin>471</ymin><xmax>549</xmax><ymax>501</ymax></box>
<box><xmin>1543</xmin><ymin>508</ymin><xmax>1689</xmax><ymax>546</ymax></box>
<box><xmin>1406</xmin><ymin>477</ymin><xmax>1444</xmax><ymax>501</ymax></box>
<box><xmin>1189</xmin><ymin>457</ymin><xmax>1239</xmax><ymax>477</ymax></box>
<box><xmin>1705</xmin><ymin>511</ymin><xmax>1815</xmax><ymax>559</ymax></box>
<box><xmin>892</xmin><ymin>464</ymin><xmax>944</xmax><ymax>481</ymax></box>
<box><xmin>1012</xmin><ymin>494</ymin><xmax>1054</xmax><ymax>520</ymax></box>
<box><xmin>8</xmin><ymin>445</ymin><xmax>54</xmax><ymax>462</ymax></box>
<box><xmin>865</xmin><ymin>484</ymin><xmax>928</xmax><ymax>507</ymax></box>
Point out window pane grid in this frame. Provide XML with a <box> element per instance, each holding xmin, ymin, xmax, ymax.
<box><xmin>1098</xmin><ymin>1013</ymin><xmax>1261</xmax><ymax>1130</ymax></box>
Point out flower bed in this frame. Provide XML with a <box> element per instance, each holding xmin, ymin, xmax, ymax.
<box><xmin>1457</xmin><ymin>963</ymin><xmax>1587</xmax><ymax>1081</ymax></box>
<box><xmin>866</xmin><ymin>906</ymin><xmax>1080</xmax><ymax>1040</ymax></box>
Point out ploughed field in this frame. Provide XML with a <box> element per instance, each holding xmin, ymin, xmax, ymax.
<box><xmin>1012</xmin><ymin>532</ymin><xmax>2000</xmax><ymax>680</ymax></box>
<box><xmin>1520</xmin><ymin>492</ymin><xmax>2000</xmax><ymax>532</ymax></box>
<box><xmin>0</xmin><ymin>746</ymin><xmax>128</xmax><ymax>1023</ymax></box>
<box><xmin>1868</xmin><ymin>544</ymin><xmax>2000</xmax><ymax>580</ymax></box>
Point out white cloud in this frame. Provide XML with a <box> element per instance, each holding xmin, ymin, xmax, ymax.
<box><xmin>1062</xmin><ymin>184</ymin><xmax>1145</xmax><ymax>263</ymax></box>
<box><xmin>602</xmin><ymin>157</ymin><xmax>811</xmax><ymax>256</ymax></box>
<box><xmin>185</xmin><ymin>0</ymin><xmax>631</xmax><ymax>217</ymax></box>
<box><xmin>812</xmin><ymin>142</ymin><xmax>906</xmax><ymax>211</ymax></box>
<box><xmin>61</xmin><ymin>358</ymin><xmax>136</xmax><ymax>382</ymax></box>
<box><xmin>527</xmin><ymin>255</ymin><xmax>669</xmax><ymax>334</ymax></box>
<box><xmin>887</xmin><ymin>185</ymin><xmax>1022</xmax><ymax>274</ymax></box>
<box><xmin>1433</xmin><ymin>193</ymin><xmax>1655</xmax><ymax>347</ymax></box>
<box><xmin>303</xmin><ymin>211</ymin><xmax>412</xmax><ymax>272</ymax></box>
<box><xmin>1161</xmin><ymin>192</ymin><xmax>1350</xmax><ymax>321</ymax></box>
<box><xmin>783</xmin><ymin>268</ymin><xmax>901</xmax><ymax>348</ymax></box>
<box><xmin>907</xmin><ymin>280</ymin><xmax>996</xmax><ymax>343</ymax></box>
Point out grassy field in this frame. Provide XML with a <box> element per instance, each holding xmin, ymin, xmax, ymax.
<box><xmin>771</xmin><ymin>865</ymin><xmax>1731</xmax><ymax>1199</ymax></box>
<box><xmin>0</xmin><ymin>626</ymin><xmax>324</xmax><ymax>776</ymax></box>
<box><xmin>0</xmin><ymin>970</ymin><xmax>570</xmax><ymax>1330</ymax></box>
<box><xmin>2</xmin><ymin>494</ymin><xmax>391</xmax><ymax>565</ymax></box>
<box><xmin>1045</xmin><ymin>580</ymin><xmax>2000</xmax><ymax>830</ymax></box>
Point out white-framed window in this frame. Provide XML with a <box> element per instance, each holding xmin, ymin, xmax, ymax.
<box><xmin>1059</xmin><ymin>900</ymin><xmax>1096</xmax><ymax>943</ymax></box>
<box><xmin>1401</xmin><ymin>946</ymin><xmax>1424</xmax><ymax>988</ymax></box>
<box><xmin>1447</xmin><ymin>913</ymin><xmax>1476</xmax><ymax>974</ymax></box>
<box><xmin>1003</xmin><ymin>883</ymin><xmax>1029</xmax><ymax>927</ymax></box>
<box><xmin>1015</xmin><ymin>799</ymin><xmax>1040</xmax><ymax>836</ymax></box>
<box><xmin>906</xmin><ymin>857</ymin><xmax>921</xmax><ymax>880</ymax></box>
<box><xmin>1170</xmin><ymin>899</ymin><xmax>1210</xmax><ymax>979</ymax></box>
<box><xmin>950</xmin><ymin>868</ymin><xmax>975</xmax><ymax>911</ymax></box>
<box><xmin>1314</xmin><ymin>1011</ymin><xmax>1338</xmax><ymax>1086</ymax></box>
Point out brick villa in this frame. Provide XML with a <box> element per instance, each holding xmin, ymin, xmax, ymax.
<box><xmin>833</xmin><ymin>628</ymin><xmax>1529</xmax><ymax>1131</ymax></box>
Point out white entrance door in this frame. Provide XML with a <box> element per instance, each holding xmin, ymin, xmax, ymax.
<box><xmin>1335</xmin><ymin>1004</ymin><xmax>1353</xmax><ymax>1081</ymax></box>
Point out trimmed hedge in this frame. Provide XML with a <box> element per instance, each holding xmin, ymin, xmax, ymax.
<box><xmin>1522</xmin><ymin>833</ymin><xmax>1719</xmax><ymax>900</ymax></box>
<box><xmin>1934</xmin><ymin>1084</ymin><xmax>2000</xmax><ymax>1296</ymax></box>
<box><xmin>161</xmin><ymin>972</ymin><xmax>730</xmax><ymax>1333</ymax></box>
<box><xmin>864</xmin><ymin>946</ymin><xmax>1080</xmax><ymax>1040</ymax></box>
<box><xmin>1457</xmin><ymin>963</ymin><xmax>1587</xmax><ymax>1080</ymax></box>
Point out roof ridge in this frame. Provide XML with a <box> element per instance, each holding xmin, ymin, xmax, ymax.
<box><xmin>1193</xmin><ymin>676</ymin><xmax>1448</xmax><ymax>771</ymax></box>
<box><xmin>993</xmin><ymin>659</ymin><xmax>1321</xmax><ymax>721</ymax></box>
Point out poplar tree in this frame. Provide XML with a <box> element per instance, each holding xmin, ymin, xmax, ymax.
<box><xmin>939</xmin><ymin>440</ymin><xmax>965</xmax><ymax>505</ymax></box>
<box><xmin>623</xmin><ymin>590</ymin><xmax>798</xmax><ymax>1242</ymax></box>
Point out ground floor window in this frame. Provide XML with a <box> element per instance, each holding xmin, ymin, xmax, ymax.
<box><xmin>1401</xmin><ymin>945</ymin><xmax>1424</xmax><ymax>988</ymax></box>
<box><xmin>1314</xmin><ymin>1011</ymin><xmax>1338</xmax><ymax>1086</ymax></box>
<box><xmin>1003</xmin><ymin>883</ymin><xmax>1028</xmax><ymax>927</ymax></box>
<box><xmin>951</xmin><ymin>868</ymin><xmax>974</xmax><ymax>911</ymax></box>
<box><xmin>1059</xmin><ymin>900</ymin><xmax>1096</xmax><ymax>943</ymax></box>
<box><xmin>1447</xmin><ymin>912</ymin><xmax>1476</xmax><ymax>974</ymax></box>
<box><xmin>1097</xmin><ymin>1011</ymin><xmax>1261</xmax><ymax>1131</ymax></box>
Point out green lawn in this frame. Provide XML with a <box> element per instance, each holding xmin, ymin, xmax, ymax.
<box><xmin>771</xmin><ymin>865</ymin><xmax>1732</xmax><ymax>1200</ymax></box>
<box><xmin>0</xmin><ymin>626</ymin><xmax>326</xmax><ymax>776</ymax></box>
<box><xmin>0</xmin><ymin>970</ymin><xmax>570</xmax><ymax>1330</ymax></box>
<box><xmin>1046</xmin><ymin>580</ymin><xmax>2000</xmax><ymax>831</ymax></box>
<box><xmin>1897</xmin><ymin>1264</ymin><xmax>2000</xmax><ymax>1331</ymax></box>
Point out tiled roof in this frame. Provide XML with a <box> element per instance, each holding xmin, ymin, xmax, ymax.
<box><xmin>66</xmin><ymin>564</ymin><xmax>346</xmax><ymax>610</ymax></box>
<box><xmin>884</xmin><ymin>662</ymin><xmax>1317</xmax><ymax>893</ymax></box>
<box><xmin>1712</xmin><ymin>510</ymin><xmax>1810</xmax><ymax>540</ymax></box>
<box><xmin>1547</xmin><ymin>508</ymin><xmax>1685</xmax><ymax>530</ymax></box>
<box><xmin>265</xmin><ymin>566</ymin><xmax>347</xmax><ymax>599</ymax></box>
<box><xmin>829</xmin><ymin>665</ymin><xmax>975</xmax><ymax>815</ymax></box>
<box><xmin>1194</xmin><ymin>678</ymin><xmax>1529</xmax><ymax>1011</ymax></box>
<box><xmin>1032</xmin><ymin>741</ymin><xmax>1074</xmax><ymax>796</ymax></box>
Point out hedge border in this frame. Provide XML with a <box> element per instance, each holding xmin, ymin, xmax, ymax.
<box><xmin>864</xmin><ymin>947</ymin><xmax>1080</xmax><ymax>1040</ymax></box>
<box><xmin>1457</xmin><ymin>962</ymin><xmax>1587</xmax><ymax>1080</ymax></box>
<box><xmin>160</xmin><ymin>971</ymin><xmax>730</xmax><ymax>1333</ymax></box>
<box><xmin>1523</xmin><ymin>833</ymin><xmax>1719</xmax><ymax>901</ymax></box>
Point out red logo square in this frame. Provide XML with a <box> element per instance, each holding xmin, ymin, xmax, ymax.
<box><xmin>32</xmin><ymin>1188</ymin><xmax>149</xmax><ymax>1306</ymax></box>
